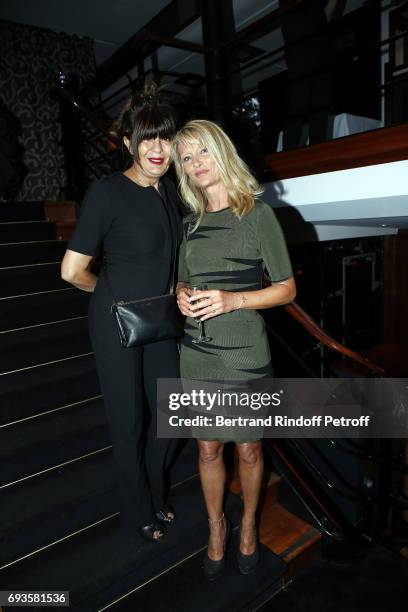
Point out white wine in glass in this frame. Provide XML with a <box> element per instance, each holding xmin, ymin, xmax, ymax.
<box><xmin>190</xmin><ymin>284</ymin><xmax>212</xmax><ymax>344</ymax></box>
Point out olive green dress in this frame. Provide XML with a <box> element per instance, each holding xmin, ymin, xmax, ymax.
<box><xmin>178</xmin><ymin>201</ymin><xmax>293</xmax><ymax>441</ymax></box>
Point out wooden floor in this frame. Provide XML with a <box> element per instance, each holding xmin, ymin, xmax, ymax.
<box><xmin>230</xmin><ymin>455</ymin><xmax>322</xmax><ymax>585</ymax></box>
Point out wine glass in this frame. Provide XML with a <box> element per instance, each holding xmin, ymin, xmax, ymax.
<box><xmin>190</xmin><ymin>284</ymin><xmax>212</xmax><ymax>344</ymax></box>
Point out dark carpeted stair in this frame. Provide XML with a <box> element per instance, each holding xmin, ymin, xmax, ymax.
<box><xmin>0</xmin><ymin>288</ymin><xmax>89</xmax><ymax>331</ymax></box>
<box><xmin>106</xmin><ymin>531</ymin><xmax>288</xmax><ymax>612</ymax></box>
<box><xmin>0</xmin><ymin>397</ymin><xmax>108</xmax><ymax>485</ymax></box>
<box><xmin>0</xmin><ymin>220</ymin><xmax>56</xmax><ymax>242</ymax></box>
<box><xmin>1</xmin><ymin>440</ymin><xmax>199</xmax><ymax>569</ymax></box>
<box><xmin>1</xmin><ymin>475</ymin><xmax>283</xmax><ymax>612</ymax></box>
<box><xmin>0</xmin><ymin>199</ymin><xmax>306</xmax><ymax>612</ymax></box>
<box><xmin>0</xmin><ymin>354</ymin><xmax>100</xmax><ymax>424</ymax></box>
<box><xmin>0</xmin><ymin>202</ymin><xmax>45</xmax><ymax>222</ymax></box>
<box><xmin>0</xmin><ymin>262</ymin><xmax>68</xmax><ymax>297</ymax></box>
<box><xmin>0</xmin><ymin>316</ymin><xmax>90</xmax><ymax>373</ymax></box>
<box><xmin>0</xmin><ymin>240</ymin><xmax>68</xmax><ymax>266</ymax></box>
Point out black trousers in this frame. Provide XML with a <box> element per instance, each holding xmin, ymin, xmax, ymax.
<box><xmin>88</xmin><ymin>279</ymin><xmax>180</xmax><ymax>538</ymax></box>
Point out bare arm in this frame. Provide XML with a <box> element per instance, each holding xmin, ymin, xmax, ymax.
<box><xmin>61</xmin><ymin>249</ymin><xmax>98</xmax><ymax>292</ymax></box>
<box><xmin>184</xmin><ymin>277</ymin><xmax>296</xmax><ymax>321</ymax></box>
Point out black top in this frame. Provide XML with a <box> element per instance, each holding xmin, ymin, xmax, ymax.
<box><xmin>68</xmin><ymin>171</ymin><xmax>182</xmax><ymax>301</ymax></box>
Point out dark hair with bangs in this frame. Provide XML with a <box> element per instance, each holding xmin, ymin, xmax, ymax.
<box><xmin>113</xmin><ymin>78</ymin><xmax>176</xmax><ymax>165</ymax></box>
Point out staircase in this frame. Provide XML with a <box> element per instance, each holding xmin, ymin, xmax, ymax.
<box><xmin>0</xmin><ymin>200</ymin><xmax>321</xmax><ymax>612</ymax></box>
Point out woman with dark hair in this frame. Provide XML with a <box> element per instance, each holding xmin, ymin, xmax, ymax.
<box><xmin>61</xmin><ymin>81</ymin><xmax>181</xmax><ymax>546</ymax></box>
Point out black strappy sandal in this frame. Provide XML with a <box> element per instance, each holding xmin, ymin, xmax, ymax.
<box><xmin>139</xmin><ymin>522</ymin><xmax>166</xmax><ymax>543</ymax></box>
<box><xmin>155</xmin><ymin>504</ymin><xmax>176</xmax><ymax>525</ymax></box>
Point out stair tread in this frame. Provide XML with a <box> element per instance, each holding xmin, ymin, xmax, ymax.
<box><xmin>0</xmin><ymin>202</ymin><xmax>45</xmax><ymax>223</ymax></box>
<box><xmin>1</xmin><ymin>451</ymin><xmax>115</xmax><ymax>532</ymax></box>
<box><xmin>0</xmin><ymin>478</ymin><xmax>244</xmax><ymax>612</ymax></box>
<box><xmin>0</xmin><ymin>398</ymin><xmax>109</xmax><ymax>484</ymax></box>
<box><xmin>0</xmin><ymin>354</ymin><xmax>100</xmax><ymax>425</ymax></box>
<box><xmin>0</xmin><ymin>287</ymin><xmax>90</xmax><ymax>331</ymax></box>
<box><xmin>0</xmin><ymin>262</ymin><xmax>68</xmax><ymax>297</ymax></box>
<box><xmin>260</xmin><ymin>502</ymin><xmax>322</xmax><ymax>560</ymax></box>
<box><xmin>0</xmin><ymin>353</ymin><xmax>96</xmax><ymax>395</ymax></box>
<box><xmin>100</xmin><ymin>532</ymin><xmax>288</xmax><ymax>612</ymax></box>
<box><xmin>1</xmin><ymin>443</ymin><xmax>199</xmax><ymax>565</ymax></box>
<box><xmin>0</xmin><ymin>220</ymin><xmax>56</xmax><ymax>243</ymax></box>
<box><xmin>1</xmin><ymin>441</ymin><xmax>198</xmax><ymax>557</ymax></box>
<box><xmin>0</xmin><ymin>316</ymin><xmax>90</xmax><ymax>374</ymax></box>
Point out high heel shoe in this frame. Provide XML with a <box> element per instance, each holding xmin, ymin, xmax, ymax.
<box><xmin>155</xmin><ymin>504</ymin><xmax>176</xmax><ymax>525</ymax></box>
<box><xmin>139</xmin><ymin>522</ymin><xmax>166</xmax><ymax>543</ymax></box>
<box><xmin>202</xmin><ymin>513</ymin><xmax>231</xmax><ymax>582</ymax></box>
<box><xmin>237</xmin><ymin>523</ymin><xmax>259</xmax><ymax>575</ymax></box>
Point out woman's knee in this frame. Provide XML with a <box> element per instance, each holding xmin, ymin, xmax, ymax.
<box><xmin>198</xmin><ymin>440</ymin><xmax>224</xmax><ymax>465</ymax></box>
<box><xmin>236</xmin><ymin>441</ymin><xmax>263</xmax><ymax>466</ymax></box>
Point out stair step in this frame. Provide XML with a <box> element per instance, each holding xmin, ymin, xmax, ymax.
<box><xmin>0</xmin><ymin>220</ymin><xmax>56</xmax><ymax>243</ymax></box>
<box><xmin>1</xmin><ymin>451</ymin><xmax>116</xmax><ymax>567</ymax></box>
<box><xmin>0</xmin><ymin>287</ymin><xmax>89</xmax><ymax>331</ymax></box>
<box><xmin>1</xmin><ymin>439</ymin><xmax>197</xmax><ymax>537</ymax></box>
<box><xmin>0</xmin><ymin>240</ymin><xmax>67</xmax><ymax>266</ymax></box>
<box><xmin>101</xmin><ymin>532</ymin><xmax>288</xmax><ymax>612</ymax></box>
<box><xmin>0</xmin><ymin>262</ymin><xmax>67</xmax><ymax>297</ymax></box>
<box><xmin>1</xmin><ymin>451</ymin><xmax>115</xmax><ymax>534</ymax></box>
<box><xmin>0</xmin><ymin>477</ymin><xmax>244</xmax><ymax>612</ymax></box>
<box><xmin>0</xmin><ymin>397</ymin><xmax>108</xmax><ymax>485</ymax></box>
<box><xmin>0</xmin><ymin>202</ymin><xmax>45</xmax><ymax>222</ymax></box>
<box><xmin>1</xmin><ymin>442</ymin><xmax>199</xmax><ymax>572</ymax></box>
<box><xmin>0</xmin><ymin>316</ymin><xmax>90</xmax><ymax>374</ymax></box>
<box><xmin>0</xmin><ymin>354</ymin><xmax>100</xmax><ymax>425</ymax></box>
<box><xmin>260</xmin><ymin>502</ymin><xmax>322</xmax><ymax>573</ymax></box>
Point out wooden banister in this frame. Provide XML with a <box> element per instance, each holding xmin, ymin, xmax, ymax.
<box><xmin>283</xmin><ymin>301</ymin><xmax>386</xmax><ymax>376</ymax></box>
<box><xmin>263</xmin><ymin>123</ymin><xmax>408</xmax><ymax>181</ymax></box>
<box><xmin>263</xmin><ymin>275</ymin><xmax>386</xmax><ymax>376</ymax></box>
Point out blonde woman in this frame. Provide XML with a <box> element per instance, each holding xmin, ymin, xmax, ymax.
<box><xmin>173</xmin><ymin>120</ymin><xmax>296</xmax><ymax>580</ymax></box>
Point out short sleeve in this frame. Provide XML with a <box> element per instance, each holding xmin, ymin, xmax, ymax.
<box><xmin>67</xmin><ymin>180</ymin><xmax>113</xmax><ymax>256</ymax></box>
<box><xmin>177</xmin><ymin>235</ymin><xmax>189</xmax><ymax>283</ymax></box>
<box><xmin>257</xmin><ymin>202</ymin><xmax>293</xmax><ymax>281</ymax></box>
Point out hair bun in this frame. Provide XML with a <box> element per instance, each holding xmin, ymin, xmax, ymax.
<box><xmin>139</xmin><ymin>77</ymin><xmax>160</xmax><ymax>106</ymax></box>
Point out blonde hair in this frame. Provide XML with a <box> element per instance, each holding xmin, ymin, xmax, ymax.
<box><xmin>171</xmin><ymin>119</ymin><xmax>264</xmax><ymax>229</ymax></box>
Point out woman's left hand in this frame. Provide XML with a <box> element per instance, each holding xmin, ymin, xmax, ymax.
<box><xmin>190</xmin><ymin>289</ymin><xmax>239</xmax><ymax>321</ymax></box>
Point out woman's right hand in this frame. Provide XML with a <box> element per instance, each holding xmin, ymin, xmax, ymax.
<box><xmin>176</xmin><ymin>285</ymin><xmax>193</xmax><ymax>317</ymax></box>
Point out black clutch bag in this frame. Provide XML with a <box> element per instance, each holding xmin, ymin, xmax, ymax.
<box><xmin>105</xmin><ymin>182</ymin><xmax>184</xmax><ymax>348</ymax></box>
<box><xmin>110</xmin><ymin>293</ymin><xmax>184</xmax><ymax>347</ymax></box>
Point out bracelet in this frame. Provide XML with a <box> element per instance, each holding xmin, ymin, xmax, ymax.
<box><xmin>235</xmin><ymin>293</ymin><xmax>248</xmax><ymax>310</ymax></box>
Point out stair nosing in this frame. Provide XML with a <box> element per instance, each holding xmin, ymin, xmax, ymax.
<box><xmin>0</xmin><ymin>261</ymin><xmax>61</xmax><ymax>271</ymax></box>
<box><xmin>0</xmin><ymin>351</ymin><xmax>94</xmax><ymax>377</ymax></box>
<box><xmin>0</xmin><ymin>287</ymin><xmax>73</xmax><ymax>301</ymax></box>
<box><xmin>281</xmin><ymin>526</ymin><xmax>322</xmax><ymax>561</ymax></box>
<box><xmin>1</xmin><ymin>473</ymin><xmax>201</xmax><ymax>574</ymax></box>
<box><xmin>0</xmin><ymin>239</ymin><xmax>66</xmax><ymax>246</ymax></box>
<box><xmin>0</xmin><ymin>220</ymin><xmax>53</xmax><ymax>225</ymax></box>
<box><xmin>0</xmin><ymin>445</ymin><xmax>112</xmax><ymax>491</ymax></box>
<box><xmin>0</xmin><ymin>512</ymin><xmax>119</xmax><ymax>571</ymax></box>
<box><xmin>0</xmin><ymin>315</ymin><xmax>88</xmax><ymax>335</ymax></box>
<box><xmin>97</xmin><ymin>542</ymin><xmax>208</xmax><ymax>612</ymax></box>
<box><xmin>1</xmin><ymin>394</ymin><xmax>102</xmax><ymax>429</ymax></box>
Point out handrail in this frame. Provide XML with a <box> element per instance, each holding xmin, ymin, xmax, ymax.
<box><xmin>284</xmin><ymin>302</ymin><xmax>386</xmax><ymax>376</ymax></box>
<box><xmin>262</xmin><ymin>122</ymin><xmax>408</xmax><ymax>180</ymax></box>
<box><xmin>263</xmin><ymin>275</ymin><xmax>386</xmax><ymax>376</ymax></box>
<box><xmin>53</xmin><ymin>84</ymin><xmax>119</xmax><ymax>146</ymax></box>
<box><xmin>328</xmin><ymin>439</ymin><xmax>408</xmax><ymax>476</ymax></box>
